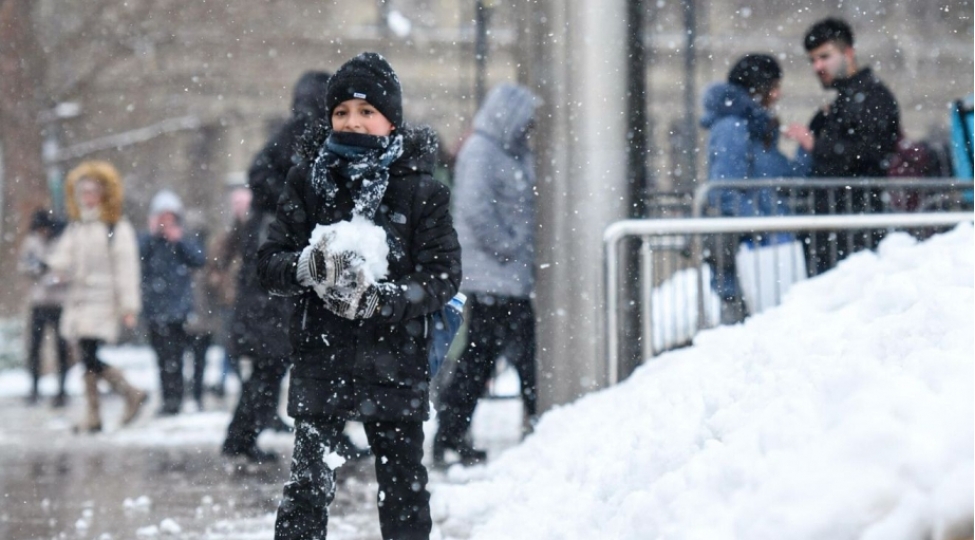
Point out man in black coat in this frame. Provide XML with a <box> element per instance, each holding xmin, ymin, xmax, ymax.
<box><xmin>221</xmin><ymin>71</ymin><xmax>332</xmax><ymax>463</ymax></box>
<box><xmin>785</xmin><ymin>17</ymin><xmax>900</xmax><ymax>275</ymax></box>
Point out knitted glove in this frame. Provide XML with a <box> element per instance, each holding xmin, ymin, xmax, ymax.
<box><xmin>321</xmin><ymin>268</ymin><xmax>381</xmax><ymax>320</ymax></box>
<box><xmin>311</xmin><ymin>250</ymin><xmax>361</xmax><ymax>287</ymax></box>
<box><xmin>297</xmin><ymin>242</ymin><xmax>362</xmax><ymax>288</ymax></box>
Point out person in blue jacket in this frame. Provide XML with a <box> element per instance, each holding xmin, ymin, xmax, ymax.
<box><xmin>700</xmin><ymin>53</ymin><xmax>809</xmax><ymax>324</ymax></box>
<box><xmin>140</xmin><ymin>190</ymin><xmax>206</xmax><ymax>415</ymax></box>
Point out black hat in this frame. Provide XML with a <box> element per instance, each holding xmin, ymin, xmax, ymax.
<box><xmin>325</xmin><ymin>52</ymin><xmax>403</xmax><ymax>128</ymax></box>
<box><xmin>728</xmin><ymin>54</ymin><xmax>782</xmax><ymax>97</ymax></box>
<box><xmin>292</xmin><ymin>71</ymin><xmax>332</xmax><ymax>120</ymax></box>
<box><xmin>30</xmin><ymin>209</ymin><xmax>56</xmax><ymax>231</ymax></box>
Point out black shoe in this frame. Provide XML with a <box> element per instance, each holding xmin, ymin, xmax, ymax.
<box><xmin>51</xmin><ymin>394</ymin><xmax>68</xmax><ymax>408</ymax></box>
<box><xmin>266</xmin><ymin>415</ymin><xmax>294</xmax><ymax>433</ymax></box>
<box><xmin>156</xmin><ymin>406</ymin><xmax>180</xmax><ymax>417</ymax></box>
<box><xmin>335</xmin><ymin>434</ymin><xmax>371</xmax><ymax>462</ymax></box>
<box><xmin>432</xmin><ymin>438</ymin><xmax>486</xmax><ymax>467</ymax></box>
<box><xmin>25</xmin><ymin>393</ymin><xmax>39</xmax><ymax>406</ymax></box>
<box><xmin>208</xmin><ymin>384</ymin><xmax>226</xmax><ymax>398</ymax></box>
<box><xmin>222</xmin><ymin>444</ymin><xmax>278</xmax><ymax>464</ymax></box>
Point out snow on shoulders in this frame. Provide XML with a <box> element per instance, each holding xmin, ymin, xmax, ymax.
<box><xmin>432</xmin><ymin>224</ymin><xmax>974</xmax><ymax>540</ymax></box>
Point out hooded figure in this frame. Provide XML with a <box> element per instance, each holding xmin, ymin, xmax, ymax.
<box><xmin>699</xmin><ymin>54</ymin><xmax>809</xmax><ymax>324</ymax></box>
<box><xmin>221</xmin><ymin>71</ymin><xmax>333</xmax><ymax>464</ymax></box>
<box><xmin>50</xmin><ymin>161</ymin><xmax>141</xmax><ymax>344</ymax></box>
<box><xmin>451</xmin><ymin>82</ymin><xmax>538</xmax><ymax>297</ymax></box>
<box><xmin>433</xmin><ymin>83</ymin><xmax>540</xmax><ymax>467</ymax></box>
<box><xmin>700</xmin><ymin>54</ymin><xmax>809</xmax><ymax>217</ymax></box>
<box><xmin>46</xmin><ymin>160</ymin><xmax>147</xmax><ymax>432</ymax></box>
<box><xmin>250</xmin><ymin>71</ymin><xmax>332</xmax><ymax>214</ymax></box>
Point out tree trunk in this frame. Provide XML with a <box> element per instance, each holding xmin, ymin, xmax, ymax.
<box><xmin>0</xmin><ymin>0</ymin><xmax>48</xmax><ymax>316</ymax></box>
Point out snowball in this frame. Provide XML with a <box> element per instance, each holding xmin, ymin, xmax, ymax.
<box><xmin>309</xmin><ymin>215</ymin><xmax>389</xmax><ymax>284</ymax></box>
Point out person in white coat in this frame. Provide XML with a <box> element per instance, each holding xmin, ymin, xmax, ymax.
<box><xmin>47</xmin><ymin>160</ymin><xmax>148</xmax><ymax>432</ymax></box>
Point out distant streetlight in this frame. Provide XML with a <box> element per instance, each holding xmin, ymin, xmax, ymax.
<box><xmin>38</xmin><ymin>102</ymin><xmax>82</xmax><ymax>215</ymax></box>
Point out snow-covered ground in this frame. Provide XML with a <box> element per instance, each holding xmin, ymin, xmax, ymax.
<box><xmin>1</xmin><ymin>224</ymin><xmax>971</xmax><ymax>539</ymax></box>
<box><xmin>432</xmin><ymin>224</ymin><xmax>974</xmax><ymax>540</ymax></box>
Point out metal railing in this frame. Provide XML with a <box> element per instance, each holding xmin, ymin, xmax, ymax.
<box><xmin>692</xmin><ymin>177</ymin><xmax>973</xmax><ymax>218</ymax></box>
<box><xmin>603</xmin><ymin>212</ymin><xmax>973</xmax><ymax>386</ymax></box>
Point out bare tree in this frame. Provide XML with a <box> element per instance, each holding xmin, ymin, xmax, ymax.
<box><xmin>0</xmin><ymin>0</ymin><xmax>163</xmax><ymax>314</ymax></box>
<box><xmin>0</xmin><ymin>0</ymin><xmax>48</xmax><ymax>316</ymax></box>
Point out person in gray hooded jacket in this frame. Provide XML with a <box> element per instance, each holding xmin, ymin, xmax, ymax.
<box><xmin>434</xmin><ymin>82</ymin><xmax>539</xmax><ymax>466</ymax></box>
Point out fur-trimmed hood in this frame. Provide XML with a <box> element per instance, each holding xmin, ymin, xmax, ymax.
<box><xmin>64</xmin><ymin>160</ymin><xmax>125</xmax><ymax>224</ymax></box>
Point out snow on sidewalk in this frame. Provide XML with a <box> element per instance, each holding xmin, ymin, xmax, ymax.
<box><xmin>432</xmin><ymin>224</ymin><xmax>974</xmax><ymax>540</ymax></box>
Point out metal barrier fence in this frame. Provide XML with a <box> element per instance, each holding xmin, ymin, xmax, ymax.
<box><xmin>691</xmin><ymin>177</ymin><xmax>973</xmax><ymax>219</ymax></box>
<box><xmin>646</xmin><ymin>190</ymin><xmax>695</xmax><ymax>219</ymax></box>
<box><xmin>603</xmin><ymin>212</ymin><xmax>974</xmax><ymax>385</ymax></box>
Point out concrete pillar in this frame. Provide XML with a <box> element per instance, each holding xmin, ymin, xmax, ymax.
<box><xmin>522</xmin><ymin>0</ymin><xmax>631</xmax><ymax>410</ymax></box>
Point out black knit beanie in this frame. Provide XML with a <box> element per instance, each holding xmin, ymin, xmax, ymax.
<box><xmin>325</xmin><ymin>52</ymin><xmax>403</xmax><ymax>128</ymax></box>
<box><xmin>728</xmin><ymin>54</ymin><xmax>782</xmax><ymax>97</ymax></box>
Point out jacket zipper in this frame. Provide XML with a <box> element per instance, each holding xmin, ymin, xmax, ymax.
<box><xmin>301</xmin><ymin>298</ymin><xmax>309</xmax><ymax>330</ymax></box>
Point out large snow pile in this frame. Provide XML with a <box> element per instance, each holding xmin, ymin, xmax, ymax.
<box><xmin>432</xmin><ymin>224</ymin><xmax>974</xmax><ymax>540</ymax></box>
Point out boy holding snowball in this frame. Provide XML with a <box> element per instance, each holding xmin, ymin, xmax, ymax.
<box><xmin>258</xmin><ymin>52</ymin><xmax>461</xmax><ymax>540</ymax></box>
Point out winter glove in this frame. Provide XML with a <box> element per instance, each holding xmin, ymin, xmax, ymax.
<box><xmin>310</xmin><ymin>249</ymin><xmax>361</xmax><ymax>287</ymax></box>
<box><xmin>321</xmin><ymin>268</ymin><xmax>381</xmax><ymax>320</ymax></box>
<box><xmin>296</xmin><ymin>234</ymin><xmax>362</xmax><ymax>288</ymax></box>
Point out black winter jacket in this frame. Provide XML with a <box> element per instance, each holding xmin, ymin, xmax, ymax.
<box><xmin>809</xmin><ymin>67</ymin><xmax>900</xmax><ymax>179</ymax></box>
<box><xmin>229</xmin><ymin>211</ymin><xmax>294</xmax><ymax>359</ymax></box>
<box><xmin>232</xmin><ymin>73</ymin><xmax>331</xmax><ymax>360</ymax></box>
<box><xmin>257</xmin><ymin>125</ymin><xmax>461</xmax><ymax>422</ymax></box>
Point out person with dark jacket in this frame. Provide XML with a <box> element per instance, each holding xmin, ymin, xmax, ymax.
<box><xmin>19</xmin><ymin>209</ymin><xmax>70</xmax><ymax>406</ymax></box>
<box><xmin>221</xmin><ymin>71</ymin><xmax>335</xmax><ymax>464</ymax></box>
<box><xmin>785</xmin><ymin>17</ymin><xmax>900</xmax><ymax>274</ymax></box>
<box><xmin>206</xmin><ymin>186</ymin><xmax>251</xmax><ymax>397</ymax></box>
<box><xmin>183</xmin><ymin>209</ymin><xmax>219</xmax><ymax>411</ymax></box>
<box><xmin>700</xmin><ymin>54</ymin><xmax>809</xmax><ymax>324</ymax></box>
<box><xmin>433</xmin><ymin>83</ymin><xmax>540</xmax><ymax>466</ymax></box>
<box><xmin>259</xmin><ymin>52</ymin><xmax>460</xmax><ymax>540</ymax></box>
<box><xmin>140</xmin><ymin>190</ymin><xmax>206</xmax><ymax>415</ymax></box>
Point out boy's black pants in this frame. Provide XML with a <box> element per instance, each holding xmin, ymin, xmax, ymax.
<box><xmin>436</xmin><ymin>294</ymin><xmax>536</xmax><ymax>447</ymax></box>
<box><xmin>274</xmin><ymin>416</ymin><xmax>431</xmax><ymax>540</ymax></box>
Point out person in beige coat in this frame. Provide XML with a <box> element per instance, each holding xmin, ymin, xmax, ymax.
<box><xmin>46</xmin><ymin>160</ymin><xmax>147</xmax><ymax>432</ymax></box>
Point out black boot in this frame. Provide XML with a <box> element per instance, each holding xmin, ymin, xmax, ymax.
<box><xmin>221</xmin><ymin>442</ymin><xmax>278</xmax><ymax>464</ymax></box>
<box><xmin>51</xmin><ymin>393</ymin><xmax>68</xmax><ymax>408</ymax></box>
<box><xmin>432</xmin><ymin>437</ymin><xmax>486</xmax><ymax>467</ymax></box>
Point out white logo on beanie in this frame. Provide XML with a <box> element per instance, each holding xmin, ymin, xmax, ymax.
<box><xmin>354</xmin><ymin>92</ymin><xmax>366</xmax><ymax>99</ymax></box>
